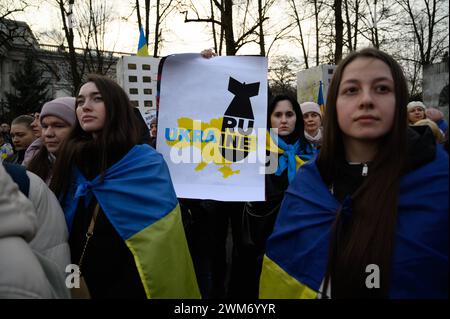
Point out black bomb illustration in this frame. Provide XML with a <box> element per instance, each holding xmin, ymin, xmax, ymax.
<box><xmin>219</xmin><ymin>77</ymin><xmax>260</xmax><ymax>162</ymax></box>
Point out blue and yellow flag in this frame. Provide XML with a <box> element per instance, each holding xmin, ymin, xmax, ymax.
<box><xmin>260</xmin><ymin>147</ymin><xmax>449</xmax><ymax>299</ymax></box>
<box><xmin>266</xmin><ymin>131</ymin><xmax>315</xmax><ymax>175</ymax></box>
<box><xmin>137</xmin><ymin>27</ymin><xmax>149</xmax><ymax>57</ymax></box>
<box><xmin>317</xmin><ymin>80</ymin><xmax>324</xmax><ymax>114</ymax></box>
<box><xmin>64</xmin><ymin>144</ymin><xmax>201</xmax><ymax>298</ymax></box>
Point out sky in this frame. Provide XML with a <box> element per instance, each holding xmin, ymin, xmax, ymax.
<box><xmin>13</xmin><ymin>0</ymin><xmax>284</xmax><ymax>57</ymax></box>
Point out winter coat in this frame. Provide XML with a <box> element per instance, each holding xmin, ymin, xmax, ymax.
<box><xmin>0</xmin><ymin>142</ymin><xmax>14</xmax><ymax>161</ymax></box>
<box><xmin>0</xmin><ymin>164</ymin><xmax>70</xmax><ymax>298</ymax></box>
<box><xmin>3</xmin><ymin>150</ymin><xmax>25</xmax><ymax>165</ymax></box>
<box><xmin>27</xmin><ymin>171</ymin><xmax>71</xmax><ymax>274</ymax></box>
<box><xmin>22</xmin><ymin>138</ymin><xmax>43</xmax><ymax>167</ymax></box>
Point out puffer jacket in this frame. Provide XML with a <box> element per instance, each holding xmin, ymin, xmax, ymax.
<box><xmin>27</xmin><ymin>171</ymin><xmax>71</xmax><ymax>274</ymax></box>
<box><xmin>0</xmin><ymin>164</ymin><xmax>69</xmax><ymax>298</ymax></box>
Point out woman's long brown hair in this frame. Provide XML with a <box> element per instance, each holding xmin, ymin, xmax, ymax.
<box><xmin>317</xmin><ymin>48</ymin><xmax>409</xmax><ymax>298</ymax></box>
<box><xmin>50</xmin><ymin>74</ymin><xmax>141</xmax><ymax>201</ymax></box>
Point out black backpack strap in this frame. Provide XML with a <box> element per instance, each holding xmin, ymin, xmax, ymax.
<box><xmin>2</xmin><ymin>162</ymin><xmax>30</xmax><ymax>197</ymax></box>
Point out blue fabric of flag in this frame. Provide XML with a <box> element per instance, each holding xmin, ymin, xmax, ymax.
<box><xmin>317</xmin><ymin>80</ymin><xmax>324</xmax><ymax>113</ymax></box>
<box><xmin>137</xmin><ymin>27</ymin><xmax>149</xmax><ymax>56</ymax></box>
<box><xmin>63</xmin><ymin>144</ymin><xmax>178</xmax><ymax>240</ymax></box>
<box><xmin>265</xmin><ymin>146</ymin><xmax>448</xmax><ymax>298</ymax></box>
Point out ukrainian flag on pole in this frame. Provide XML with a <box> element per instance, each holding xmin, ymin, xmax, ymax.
<box><xmin>137</xmin><ymin>27</ymin><xmax>149</xmax><ymax>57</ymax></box>
<box><xmin>318</xmin><ymin>80</ymin><xmax>324</xmax><ymax>114</ymax></box>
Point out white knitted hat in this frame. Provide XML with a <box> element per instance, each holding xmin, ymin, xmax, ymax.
<box><xmin>407</xmin><ymin>101</ymin><xmax>426</xmax><ymax>111</ymax></box>
<box><xmin>300</xmin><ymin>102</ymin><xmax>321</xmax><ymax>117</ymax></box>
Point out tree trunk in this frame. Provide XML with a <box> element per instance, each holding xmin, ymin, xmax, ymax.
<box><xmin>344</xmin><ymin>0</ymin><xmax>352</xmax><ymax>51</ymax></box>
<box><xmin>353</xmin><ymin>0</ymin><xmax>359</xmax><ymax>50</ymax></box>
<box><xmin>258</xmin><ymin>0</ymin><xmax>265</xmax><ymax>56</ymax></box>
<box><xmin>210</xmin><ymin>0</ymin><xmax>218</xmax><ymax>53</ymax></box>
<box><xmin>313</xmin><ymin>0</ymin><xmax>320</xmax><ymax>66</ymax></box>
<box><xmin>290</xmin><ymin>0</ymin><xmax>309</xmax><ymax>69</ymax></box>
<box><xmin>334</xmin><ymin>0</ymin><xmax>344</xmax><ymax>63</ymax></box>
<box><xmin>154</xmin><ymin>0</ymin><xmax>161</xmax><ymax>56</ymax></box>
<box><xmin>136</xmin><ymin>0</ymin><xmax>143</xmax><ymax>31</ymax></box>
<box><xmin>145</xmin><ymin>0</ymin><xmax>150</xmax><ymax>43</ymax></box>
<box><xmin>425</xmin><ymin>0</ymin><xmax>437</xmax><ymax>64</ymax></box>
<box><xmin>58</xmin><ymin>0</ymin><xmax>81</xmax><ymax>94</ymax></box>
<box><xmin>373</xmin><ymin>0</ymin><xmax>379</xmax><ymax>48</ymax></box>
<box><xmin>223</xmin><ymin>0</ymin><xmax>236</xmax><ymax>55</ymax></box>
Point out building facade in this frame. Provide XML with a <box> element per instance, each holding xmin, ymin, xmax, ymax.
<box><xmin>296</xmin><ymin>64</ymin><xmax>336</xmax><ymax>106</ymax></box>
<box><xmin>423</xmin><ymin>60</ymin><xmax>449</xmax><ymax>122</ymax></box>
<box><xmin>0</xmin><ymin>18</ymin><xmax>127</xmax><ymax>121</ymax></box>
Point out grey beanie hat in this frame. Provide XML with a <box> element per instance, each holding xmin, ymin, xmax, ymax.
<box><xmin>40</xmin><ymin>97</ymin><xmax>76</xmax><ymax>125</ymax></box>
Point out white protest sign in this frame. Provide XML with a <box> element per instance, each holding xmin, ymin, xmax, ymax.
<box><xmin>157</xmin><ymin>54</ymin><xmax>267</xmax><ymax>201</ymax></box>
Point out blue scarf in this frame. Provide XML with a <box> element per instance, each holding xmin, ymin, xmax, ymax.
<box><xmin>274</xmin><ymin>137</ymin><xmax>301</xmax><ymax>183</ymax></box>
<box><xmin>272</xmin><ymin>131</ymin><xmax>315</xmax><ymax>183</ymax></box>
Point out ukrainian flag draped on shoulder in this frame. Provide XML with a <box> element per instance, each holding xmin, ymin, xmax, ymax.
<box><xmin>63</xmin><ymin>144</ymin><xmax>200</xmax><ymax>299</ymax></box>
<box><xmin>260</xmin><ymin>147</ymin><xmax>448</xmax><ymax>299</ymax></box>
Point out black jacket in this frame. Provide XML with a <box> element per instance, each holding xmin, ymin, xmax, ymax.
<box><xmin>332</xmin><ymin>126</ymin><xmax>437</xmax><ymax>202</ymax></box>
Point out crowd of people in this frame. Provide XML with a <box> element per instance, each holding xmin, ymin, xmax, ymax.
<box><xmin>0</xmin><ymin>47</ymin><xmax>448</xmax><ymax>299</ymax></box>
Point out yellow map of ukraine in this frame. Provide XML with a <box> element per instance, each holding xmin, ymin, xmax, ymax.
<box><xmin>165</xmin><ymin>117</ymin><xmax>257</xmax><ymax>179</ymax></box>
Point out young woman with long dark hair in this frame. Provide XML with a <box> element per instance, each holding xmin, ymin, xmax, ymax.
<box><xmin>50</xmin><ymin>74</ymin><xmax>199</xmax><ymax>299</ymax></box>
<box><xmin>260</xmin><ymin>48</ymin><xmax>448</xmax><ymax>299</ymax></box>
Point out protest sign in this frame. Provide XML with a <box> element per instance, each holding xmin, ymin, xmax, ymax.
<box><xmin>157</xmin><ymin>54</ymin><xmax>268</xmax><ymax>201</ymax></box>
